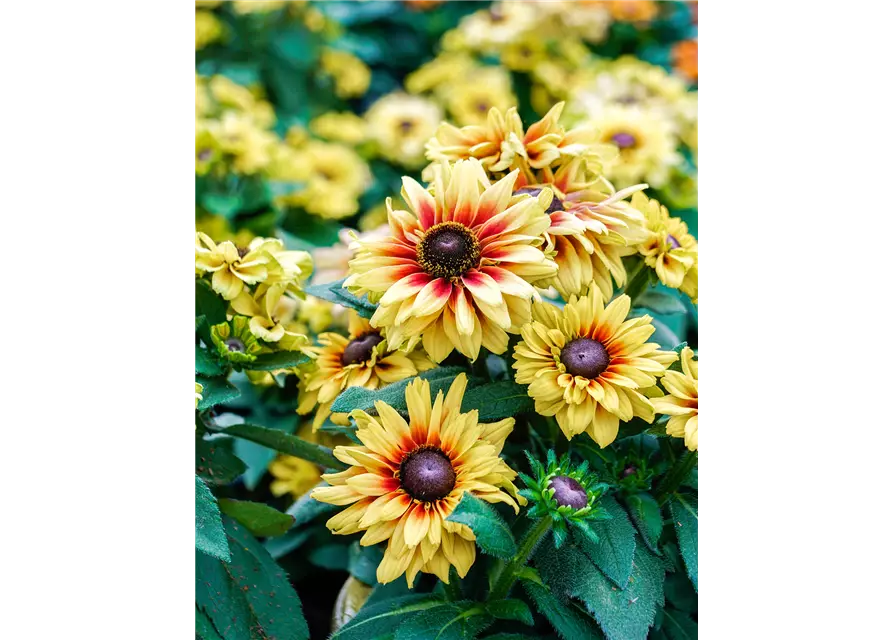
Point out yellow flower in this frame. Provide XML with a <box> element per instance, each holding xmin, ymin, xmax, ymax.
<box><xmin>500</xmin><ymin>35</ymin><xmax>547</xmax><ymax>72</ymax></box>
<box><xmin>298</xmin><ymin>312</ymin><xmax>434</xmax><ymax>430</ymax></box>
<box><xmin>195</xmin><ymin>382</ymin><xmax>204</xmax><ymax>408</ymax></box>
<box><xmin>633</xmin><ymin>192</ymin><xmax>697</xmax><ymax>293</ymax></box>
<box><xmin>214</xmin><ymin>112</ymin><xmax>279</xmax><ymax>175</ymax></box>
<box><xmin>425</xmin><ymin>106</ymin><xmax>525</xmax><ymax>173</ymax></box>
<box><xmin>310</xmin><ymin>112</ymin><xmax>368</xmax><ymax>146</ymax></box>
<box><xmin>195</xmin><ymin>10</ymin><xmax>224</xmax><ymax>50</ymax></box>
<box><xmin>442</xmin><ymin>67</ymin><xmax>516</xmax><ymax>127</ymax></box>
<box><xmin>680</xmin><ymin>263</ymin><xmax>698</xmax><ymax>305</ymax></box>
<box><xmin>321</xmin><ymin>48</ymin><xmax>371</xmax><ymax>99</ymax></box>
<box><xmin>454</xmin><ymin>2</ymin><xmax>538</xmax><ymax>54</ymax></box>
<box><xmin>365</xmin><ymin>93</ymin><xmax>442</xmax><ymax>168</ymax></box>
<box><xmin>345</xmin><ymin>159</ymin><xmax>557</xmax><ymax>363</ymax></box>
<box><xmin>311</xmin><ymin>374</ymin><xmax>524</xmax><ymax>587</ymax></box>
<box><xmin>278</xmin><ymin>142</ymin><xmax>371</xmax><ymax>219</ymax></box>
<box><xmin>405</xmin><ymin>53</ymin><xmax>475</xmax><ymax>95</ymax></box>
<box><xmin>312</xmin><ymin>226</ymin><xmax>390</xmax><ymax>287</ymax></box>
<box><xmin>594</xmin><ymin>105</ymin><xmax>681</xmax><ymax>189</ymax></box>
<box><xmin>233</xmin><ymin>0</ymin><xmax>285</xmax><ymax>14</ymax></box>
<box><xmin>231</xmin><ymin>282</ymin><xmax>313</xmax><ymax>348</ymax></box>
<box><xmin>513</xmin><ymin>285</ymin><xmax>676</xmax><ymax>447</ymax></box>
<box><xmin>653</xmin><ymin>347</ymin><xmax>698</xmax><ymax>451</ymax></box>
<box><xmin>269</xmin><ymin>424</ymin><xmax>349</xmax><ymax>500</ymax></box>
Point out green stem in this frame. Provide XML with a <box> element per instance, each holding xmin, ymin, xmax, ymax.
<box><xmin>622</xmin><ymin>259</ymin><xmax>650</xmax><ymax>307</ymax></box>
<box><xmin>656</xmin><ymin>450</ymin><xmax>697</xmax><ymax>506</ymax></box>
<box><xmin>489</xmin><ymin>516</ymin><xmax>552</xmax><ymax>601</ymax></box>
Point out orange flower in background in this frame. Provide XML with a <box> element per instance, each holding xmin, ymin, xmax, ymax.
<box><xmin>404</xmin><ymin>0</ymin><xmax>444</xmax><ymax>10</ymax></box>
<box><xmin>608</xmin><ymin>0</ymin><xmax>659</xmax><ymax>24</ymax></box>
<box><xmin>672</xmin><ymin>40</ymin><xmax>698</xmax><ymax>83</ymax></box>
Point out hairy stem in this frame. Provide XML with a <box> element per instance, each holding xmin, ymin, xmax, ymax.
<box><xmin>488</xmin><ymin>516</ymin><xmax>552</xmax><ymax>601</ymax></box>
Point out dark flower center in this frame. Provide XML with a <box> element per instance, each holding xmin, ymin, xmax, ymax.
<box><xmin>198</xmin><ymin>149</ymin><xmax>212</xmax><ymax>161</ymax></box>
<box><xmin>416</xmin><ymin>221</ymin><xmax>481</xmax><ymax>279</ymax></box>
<box><xmin>621</xmin><ymin>465</ymin><xmax>638</xmax><ymax>478</ymax></box>
<box><xmin>513</xmin><ymin>187</ymin><xmax>564</xmax><ymax>214</ymax></box>
<box><xmin>475</xmin><ymin>101</ymin><xmax>490</xmax><ymax>113</ymax></box>
<box><xmin>611</xmin><ymin>132</ymin><xmax>637</xmax><ymax>149</ymax></box>
<box><xmin>398</xmin><ymin>119</ymin><xmax>415</xmax><ymax>133</ymax></box>
<box><xmin>225</xmin><ymin>338</ymin><xmax>246</xmax><ymax>353</ymax></box>
<box><xmin>667</xmin><ymin>234</ymin><xmax>681</xmax><ymax>250</ymax></box>
<box><xmin>400</xmin><ymin>447</ymin><xmax>456</xmax><ymax>501</ymax></box>
<box><xmin>560</xmin><ymin>337</ymin><xmax>611</xmax><ymax>379</ymax></box>
<box><xmin>341</xmin><ymin>332</ymin><xmax>384</xmax><ymax>366</ymax></box>
<box><xmin>548</xmin><ymin>475</ymin><xmax>588</xmax><ymax>509</ymax></box>
<box><xmin>237</xmin><ymin>246</ymin><xmax>249</xmax><ymax>258</ymax></box>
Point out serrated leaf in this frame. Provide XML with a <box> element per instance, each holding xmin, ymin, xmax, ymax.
<box><xmin>244</xmin><ymin>350</ymin><xmax>310</xmax><ymax>371</ymax></box>
<box><xmin>196</xmin><ymin>375</ymin><xmax>241</xmax><ymax>411</ymax></box>
<box><xmin>625</xmin><ymin>493</ymin><xmax>663</xmax><ymax>554</ymax></box>
<box><xmin>445</xmin><ymin>493</ymin><xmax>517</xmax><ymax>560</ymax></box>
<box><xmin>196</xmin><ymin>279</ymin><xmax>227</xmax><ymax>326</ymax></box>
<box><xmin>486</xmin><ymin>599</ymin><xmax>533</xmax><ymax>626</ymax></box>
<box><xmin>394</xmin><ymin>601</ymin><xmax>492</xmax><ymax>640</ymax></box>
<box><xmin>195</xmin><ymin>476</ymin><xmax>230</xmax><ymax>562</ymax></box>
<box><xmin>195</xmin><ymin>550</ymin><xmax>252</xmax><ymax>640</ymax></box>
<box><xmin>661</xmin><ymin>607</ymin><xmax>697</xmax><ymax>640</ymax></box>
<box><xmin>522</xmin><ymin>579</ymin><xmax>603</xmax><ymax>640</ymax></box>
<box><xmin>304</xmin><ymin>278</ymin><xmax>377</xmax><ymax>319</ymax></box>
<box><xmin>195</xmin><ymin>606</ymin><xmax>225</xmax><ymax>640</ymax></box>
<box><xmin>460</xmin><ymin>381</ymin><xmax>534</xmax><ymax>420</ymax></box>
<box><xmin>218</xmin><ymin>499</ymin><xmax>294</xmax><ymax>537</ymax></box>
<box><xmin>330</xmin><ymin>367</ymin><xmax>468</xmax><ymax>414</ymax></box>
<box><xmin>196</xmin><ymin>346</ymin><xmax>224</xmax><ymax>376</ymax></box>
<box><xmin>196</xmin><ymin>434</ymin><xmax>247</xmax><ymax>485</ymax></box>
<box><xmin>330</xmin><ymin>594</ymin><xmax>445</xmax><ymax>640</ymax></box>
<box><xmin>218</xmin><ymin>422</ymin><xmax>345</xmax><ymax>469</ymax></box>
<box><xmin>633</xmin><ymin>291</ymin><xmax>687</xmax><ymax>316</ymax></box>
<box><xmin>287</xmin><ymin>482</ymin><xmax>340</xmax><ymax>526</ymax></box>
<box><xmin>572</xmin><ymin>495</ymin><xmax>637</xmax><ymax>588</ymax></box>
<box><xmin>669</xmin><ymin>495</ymin><xmax>697</xmax><ymax>592</ymax></box>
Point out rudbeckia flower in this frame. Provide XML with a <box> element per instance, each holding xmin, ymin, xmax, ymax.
<box><xmin>298</xmin><ymin>311</ymin><xmax>434</xmax><ymax>430</ymax></box>
<box><xmin>345</xmin><ymin>158</ymin><xmax>557</xmax><ymax>362</ymax></box>
<box><xmin>653</xmin><ymin>347</ymin><xmax>698</xmax><ymax>451</ymax></box>
<box><xmin>633</xmin><ymin>192</ymin><xmax>698</xmax><ymax>295</ymax></box>
<box><xmin>311</xmin><ymin>374</ymin><xmax>524</xmax><ymax>586</ymax></box>
<box><xmin>211</xmin><ymin>316</ymin><xmax>265</xmax><ymax>365</ymax></box>
<box><xmin>365</xmin><ymin>93</ymin><xmax>442</xmax><ymax>168</ymax></box>
<box><xmin>513</xmin><ymin>284</ymin><xmax>676</xmax><ymax>447</ymax></box>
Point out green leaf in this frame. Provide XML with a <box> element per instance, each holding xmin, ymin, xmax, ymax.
<box><xmin>196</xmin><ymin>375</ymin><xmax>241</xmax><ymax>411</ymax></box>
<box><xmin>330</xmin><ymin>367</ymin><xmax>468</xmax><ymax>414</ymax></box>
<box><xmin>195</xmin><ymin>476</ymin><xmax>230</xmax><ymax>562</ymax></box>
<box><xmin>625</xmin><ymin>492</ymin><xmax>663</xmax><ymax>554</ymax></box>
<box><xmin>394</xmin><ymin>601</ymin><xmax>492</xmax><ymax>640</ymax></box>
<box><xmin>538</xmin><ymin>544</ymin><xmax>665</xmax><ymax>640</ymax></box>
<box><xmin>661</xmin><ymin>608</ymin><xmax>697</xmax><ymax>640</ymax></box>
<box><xmin>287</xmin><ymin>482</ymin><xmax>340</xmax><ymax>526</ymax></box>
<box><xmin>522</xmin><ymin>579</ymin><xmax>603</xmax><ymax>640</ymax></box>
<box><xmin>304</xmin><ymin>278</ymin><xmax>378</xmax><ymax>319</ymax></box>
<box><xmin>219</xmin><ymin>422</ymin><xmax>345</xmax><ymax>469</ymax></box>
<box><xmin>195</xmin><ymin>606</ymin><xmax>224</xmax><ymax>640</ymax></box>
<box><xmin>218</xmin><ymin>499</ymin><xmax>295</xmax><ymax>537</ymax></box>
<box><xmin>669</xmin><ymin>495</ymin><xmax>697</xmax><ymax>592</ymax></box>
<box><xmin>196</xmin><ymin>279</ymin><xmax>227</xmax><ymax>326</ymax></box>
<box><xmin>445</xmin><ymin>493</ymin><xmax>517</xmax><ymax>560</ymax></box>
<box><xmin>486</xmin><ymin>599</ymin><xmax>534</xmax><ymax>626</ymax></box>
<box><xmin>460</xmin><ymin>381</ymin><xmax>534</xmax><ymax>420</ymax></box>
<box><xmin>244</xmin><ymin>350</ymin><xmax>311</xmax><ymax>371</ymax></box>
<box><xmin>664</xmin><ymin>572</ymin><xmax>698</xmax><ymax>614</ymax></box>
<box><xmin>646</xmin><ymin>317</ymin><xmax>680</xmax><ymax>350</ymax></box>
<box><xmin>349</xmin><ymin>541</ymin><xmax>383</xmax><ymax>585</ymax></box>
<box><xmin>330</xmin><ymin>594</ymin><xmax>445</xmax><ymax>640</ymax></box>
<box><xmin>633</xmin><ymin>291</ymin><xmax>687</xmax><ymax>316</ymax></box>
<box><xmin>572</xmin><ymin>495</ymin><xmax>637</xmax><ymax>588</ymax></box>
<box><xmin>196</xmin><ymin>434</ymin><xmax>247</xmax><ymax>485</ymax></box>
<box><xmin>265</xmin><ymin>528</ymin><xmax>313</xmax><ymax>560</ymax></box>
<box><xmin>196</xmin><ymin>346</ymin><xmax>224</xmax><ymax>376</ymax></box>
<box><xmin>195</xmin><ymin>551</ymin><xmax>252</xmax><ymax>640</ymax></box>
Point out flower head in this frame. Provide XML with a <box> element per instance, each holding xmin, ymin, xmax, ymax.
<box><xmin>653</xmin><ymin>346</ymin><xmax>698</xmax><ymax>451</ymax></box>
<box><xmin>365</xmin><ymin>93</ymin><xmax>442</xmax><ymax>168</ymax></box>
<box><xmin>513</xmin><ymin>284</ymin><xmax>676</xmax><ymax>447</ymax></box>
<box><xmin>311</xmin><ymin>374</ymin><xmax>524</xmax><ymax>587</ymax></box>
<box><xmin>634</xmin><ymin>192</ymin><xmax>698</xmax><ymax>297</ymax></box>
<box><xmin>195</xmin><ymin>382</ymin><xmax>203</xmax><ymax>408</ymax></box>
<box><xmin>345</xmin><ymin>159</ymin><xmax>557</xmax><ymax>362</ymax></box>
<box><xmin>211</xmin><ymin>316</ymin><xmax>265</xmax><ymax>365</ymax></box>
<box><xmin>320</xmin><ymin>48</ymin><xmax>371</xmax><ymax>99</ymax></box>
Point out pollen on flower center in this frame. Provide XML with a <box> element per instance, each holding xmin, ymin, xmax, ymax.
<box><xmin>400</xmin><ymin>447</ymin><xmax>456</xmax><ymax>501</ymax></box>
<box><xmin>341</xmin><ymin>332</ymin><xmax>384</xmax><ymax>366</ymax></box>
<box><xmin>560</xmin><ymin>337</ymin><xmax>611</xmax><ymax>379</ymax></box>
<box><xmin>416</xmin><ymin>221</ymin><xmax>481</xmax><ymax>279</ymax></box>
<box><xmin>667</xmin><ymin>234</ymin><xmax>681</xmax><ymax>249</ymax></box>
<box><xmin>225</xmin><ymin>338</ymin><xmax>246</xmax><ymax>353</ymax></box>
<box><xmin>611</xmin><ymin>132</ymin><xmax>638</xmax><ymax>150</ymax></box>
<box><xmin>548</xmin><ymin>475</ymin><xmax>588</xmax><ymax>509</ymax></box>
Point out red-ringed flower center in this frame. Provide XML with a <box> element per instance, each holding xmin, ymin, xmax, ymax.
<box><xmin>667</xmin><ymin>234</ymin><xmax>681</xmax><ymax>250</ymax></box>
<box><xmin>225</xmin><ymin>337</ymin><xmax>246</xmax><ymax>353</ymax></box>
<box><xmin>548</xmin><ymin>475</ymin><xmax>588</xmax><ymax>509</ymax></box>
<box><xmin>416</xmin><ymin>221</ymin><xmax>481</xmax><ymax>279</ymax></box>
<box><xmin>514</xmin><ymin>187</ymin><xmax>564</xmax><ymax>214</ymax></box>
<box><xmin>611</xmin><ymin>131</ymin><xmax>638</xmax><ymax>150</ymax></box>
<box><xmin>400</xmin><ymin>447</ymin><xmax>456</xmax><ymax>501</ymax></box>
<box><xmin>341</xmin><ymin>332</ymin><xmax>384</xmax><ymax>366</ymax></box>
<box><xmin>560</xmin><ymin>337</ymin><xmax>610</xmax><ymax>379</ymax></box>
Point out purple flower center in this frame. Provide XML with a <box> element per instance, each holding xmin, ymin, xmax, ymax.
<box><xmin>548</xmin><ymin>475</ymin><xmax>588</xmax><ymax>509</ymax></box>
<box><xmin>225</xmin><ymin>338</ymin><xmax>245</xmax><ymax>353</ymax></box>
<box><xmin>560</xmin><ymin>337</ymin><xmax>611</xmax><ymax>379</ymax></box>
<box><xmin>417</xmin><ymin>222</ymin><xmax>481</xmax><ymax>279</ymax></box>
<box><xmin>341</xmin><ymin>333</ymin><xmax>384</xmax><ymax>366</ymax></box>
<box><xmin>401</xmin><ymin>448</ymin><xmax>456</xmax><ymax>501</ymax></box>
<box><xmin>611</xmin><ymin>132</ymin><xmax>637</xmax><ymax>149</ymax></box>
<box><xmin>667</xmin><ymin>234</ymin><xmax>681</xmax><ymax>249</ymax></box>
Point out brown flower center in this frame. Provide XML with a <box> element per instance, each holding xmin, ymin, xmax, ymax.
<box><xmin>560</xmin><ymin>337</ymin><xmax>610</xmax><ymax>379</ymax></box>
<box><xmin>548</xmin><ymin>475</ymin><xmax>588</xmax><ymax>509</ymax></box>
<box><xmin>400</xmin><ymin>447</ymin><xmax>456</xmax><ymax>501</ymax></box>
<box><xmin>225</xmin><ymin>338</ymin><xmax>246</xmax><ymax>353</ymax></box>
<box><xmin>416</xmin><ymin>221</ymin><xmax>481</xmax><ymax>279</ymax></box>
<box><xmin>341</xmin><ymin>332</ymin><xmax>384</xmax><ymax>366</ymax></box>
<box><xmin>398</xmin><ymin>119</ymin><xmax>415</xmax><ymax>133</ymax></box>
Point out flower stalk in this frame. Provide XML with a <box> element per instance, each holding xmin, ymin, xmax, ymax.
<box><xmin>488</xmin><ymin>516</ymin><xmax>552</xmax><ymax>601</ymax></box>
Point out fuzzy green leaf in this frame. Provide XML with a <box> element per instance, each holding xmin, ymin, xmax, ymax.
<box><xmin>196</xmin><ymin>346</ymin><xmax>224</xmax><ymax>376</ymax></box>
<box><xmin>460</xmin><ymin>381</ymin><xmax>534</xmax><ymax>420</ymax></box>
<box><xmin>669</xmin><ymin>495</ymin><xmax>698</xmax><ymax>592</ymax></box>
<box><xmin>445</xmin><ymin>493</ymin><xmax>517</xmax><ymax>560</ymax></box>
<box><xmin>633</xmin><ymin>291</ymin><xmax>687</xmax><ymax>316</ymax></box>
<box><xmin>218</xmin><ymin>499</ymin><xmax>294</xmax><ymax>537</ymax></box>
<box><xmin>244</xmin><ymin>350</ymin><xmax>311</xmax><ymax>371</ymax></box>
<box><xmin>195</xmin><ymin>550</ymin><xmax>251</xmax><ymax>640</ymax></box>
<box><xmin>196</xmin><ymin>434</ymin><xmax>246</xmax><ymax>485</ymax></box>
<box><xmin>572</xmin><ymin>495</ymin><xmax>637</xmax><ymax>588</ymax></box>
<box><xmin>331</xmin><ymin>367</ymin><xmax>468</xmax><ymax>414</ymax></box>
<box><xmin>304</xmin><ymin>278</ymin><xmax>377</xmax><ymax>319</ymax></box>
<box><xmin>196</xmin><ymin>375</ymin><xmax>241</xmax><ymax>411</ymax></box>
<box><xmin>219</xmin><ymin>422</ymin><xmax>345</xmax><ymax>469</ymax></box>
<box><xmin>330</xmin><ymin>594</ymin><xmax>445</xmax><ymax>640</ymax></box>
<box><xmin>661</xmin><ymin>608</ymin><xmax>698</xmax><ymax>640</ymax></box>
<box><xmin>195</xmin><ymin>606</ymin><xmax>224</xmax><ymax>640</ymax></box>
<box><xmin>349</xmin><ymin>541</ymin><xmax>383</xmax><ymax>585</ymax></box>
<box><xmin>196</xmin><ymin>279</ymin><xmax>227</xmax><ymax>326</ymax></box>
<box><xmin>195</xmin><ymin>476</ymin><xmax>230</xmax><ymax>562</ymax></box>
<box><xmin>486</xmin><ymin>599</ymin><xmax>534</xmax><ymax>626</ymax></box>
<box><xmin>625</xmin><ymin>492</ymin><xmax>663</xmax><ymax>554</ymax></box>
<box><xmin>522</xmin><ymin>579</ymin><xmax>603</xmax><ymax>640</ymax></box>
<box><xmin>394</xmin><ymin>601</ymin><xmax>492</xmax><ymax>640</ymax></box>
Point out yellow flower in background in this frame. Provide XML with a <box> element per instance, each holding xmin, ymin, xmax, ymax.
<box><xmin>269</xmin><ymin>424</ymin><xmax>351</xmax><ymax>500</ymax></box>
<box><xmin>214</xmin><ymin>112</ymin><xmax>279</xmax><ymax>175</ymax></box>
<box><xmin>365</xmin><ymin>93</ymin><xmax>442</xmax><ymax>168</ymax></box>
<box><xmin>593</xmin><ymin>105</ymin><xmax>681</xmax><ymax>188</ymax></box>
<box><xmin>680</xmin><ymin>262</ymin><xmax>697</xmax><ymax>305</ymax></box>
<box><xmin>195</xmin><ymin>125</ymin><xmax>221</xmax><ymax>176</ymax></box>
<box><xmin>321</xmin><ymin>48</ymin><xmax>371</xmax><ymax>99</ymax></box>
<box><xmin>443</xmin><ymin>67</ymin><xmax>516</xmax><ymax>127</ymax></box>
<box><xmin>608</xmin><ymin>0</ymin><xmax>659</xmax><ymax>24</ymax></box>
<box><xmin>653</xmin><ymin>347</ymin><xmax>698</xmax><ymax>451</ymax></box>
<box><xmin>405</xmin><ymin>53</ymin><xmax>475</xmax><ymax>95</ymax></box>
<box><xmin>500</xmin><ymin>34</ymin><xmax>547</xmax><ymax>72</ymax></box>
<box><xmin>194</xmin><ymin>214</ymin><xmax>256</xmax><ymax>248</ymax></box>
<box><xmin>278</xmin><ymin>141</ymin><xmax>371</xmax><ymax>219</ymax></box>
<box><xmin>285</xmin><ymin>124</ymin><xmax>310</xmax><ymax>148</ymax></box>
<box><xmin>452</xmin><ymin>2</ymin><xmax>538</xmax><ymax>54</ymax></box>
<box><xmin>312</xmin><ymin>226</ymin><xmax>391</xmax><ymax>287</ymax></box>
<box><xmin>359</xmin><ymin>204</ymin><xmax>391</xmax><ymax>232</ymax></box>
<box><xmin>233</xmin><ymin>0</ymin><xmax>285</xmax><ymax>14</ymax></box>
<box><xmin>513</xmin><ymin>286</ymin><xmax>676</xmax><ymax>447</ymax></box>
<box><xmin>633</xmin><ymin>192</ymin><xmax>697</xmax><ymax>292</ymax></box>
<box><xmin>298</xmin><ymin>312</ymin><xmax>435</xmax><ymax>430</ymax></box>
<box><xmin>346</xmin><ymin>159</ymin><xmax>556</xmax><ymax>362</ymax></box>
<box><xmin>195</xmin><ymin>382</ymin><xmax>204</xmax><ymax>408</ymax></box>
<box><xmin>195</xmin><ymin>11</ymin><xmax>224</xmax><ymax>50</ymax></box>
<box><xmin>196</xmin><ymin>1</ymin><xmax>222</xmax><ymax>7</ymax></box>
<box><xmin>310</xmin><ymin>112</ymin><xmax>368</xmax><ymax>146</ymax></box>
<box><xmin>231</xmin><ymin>282</ymin><xmax>313</xmax><ymax>349</ymax></box>
<box><xmin>311</xmin><ymin>375</ymin><xmax>524</xmax><ymax>587</ymax></box>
